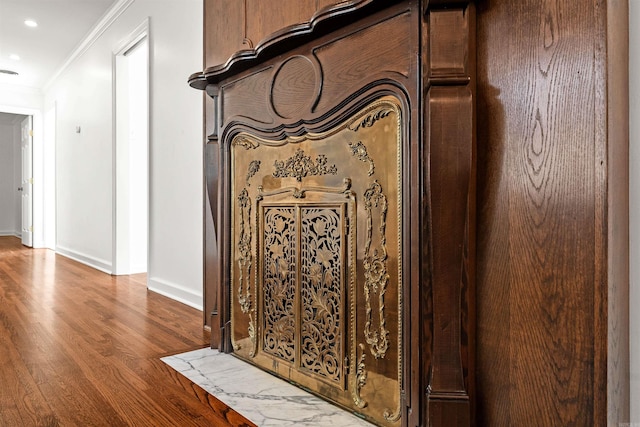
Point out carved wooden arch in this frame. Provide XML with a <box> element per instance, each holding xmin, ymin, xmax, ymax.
<box><xmin>220</xmin><ymin>83</ymin><xmax>412</xmax><ymax>144</ymax></box>
<box><xmin>191</xmin><ymin>1</ymin><xmax>475</xmax><ymax>426</ymax></box>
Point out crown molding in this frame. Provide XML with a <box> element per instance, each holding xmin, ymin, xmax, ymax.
<box><xmin>43</xmin><ymin>0</ymin><xmax>135</xmax><ymax>92</ymax></box>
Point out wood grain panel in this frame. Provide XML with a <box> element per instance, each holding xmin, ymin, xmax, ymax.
<box><xmin>270</xmin><ymin>55</ymin><xmax>319</xmax><ymax>119</ymax></box>
<box><xmin>476</xmin><ymin>0</ymin><xmax>628</xmax><ymax>424</ymax></box>
<box><xmin>204</xmin><ymin>0</ymin><xmax>244</xmax><ymax>68</ymax></box>
<box><xmin>245</xmin><ymin>0</ymin><xmax>317</xmax><ymax>47</ymax></box>
<box><xmin>317</xmin><ymin>0</ymin><xmax>343</xmax><ymax>9</ymax></box>
<box><xmin>475</xmin><ymin>6</ymin><xmax>511</xmax><ymax>418</ymax></box>
<box><xmin>221</xmin><ymin>67</ymin><xmax>274</xmax><ymax>126</ymax></box>
<box><xmin>313</xmin><ymin>8</ymin><xmax>413</xmax><ymax>113</ymax></box>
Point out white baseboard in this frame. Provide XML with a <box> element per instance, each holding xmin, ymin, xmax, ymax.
<box><xmin>0</xmin><ymin>231</ymin><xmax>21</xmax><ymax>237</ymax></box>
<box><xmin>56</xmin><ymin>245</ymin><xmax>113</xmax><ymax>274</ymax></box>
<box><xmin>148</xmin><ymin>276</ymin><xmax>203</xmax><ymax>311</ymax></box>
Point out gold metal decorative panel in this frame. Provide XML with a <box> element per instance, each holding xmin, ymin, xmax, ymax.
<box><xmin>262</xmin><ymin>207</ymin><xmax>296</xmax><ymax>362</ymax></box>
<box><xmin>230</xmin><ymin>96</ymin><xmax>403</xmax><ymax>427</ymax></box>
<box><xmin>299</xmin><ymin>206</ymin><xmax>346</xmax><ymax>385</ymax></box>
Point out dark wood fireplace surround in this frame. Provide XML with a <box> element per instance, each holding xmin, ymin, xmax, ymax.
<box><xmin>189</xmin><ymin>1</ymin><xmax>476</xmax><ymax>425</ymax></box>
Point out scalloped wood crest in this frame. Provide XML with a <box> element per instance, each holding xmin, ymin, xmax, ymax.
<box><xmin>189</xmin><ymin>0</ymin><xmax>398</xmax><ymax>89</ymax></box>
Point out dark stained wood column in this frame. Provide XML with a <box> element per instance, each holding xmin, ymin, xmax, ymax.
<box><xmin>422</xmin><ymin>2</ymin><xmax>476</xmax><ymax>425</ymax></box>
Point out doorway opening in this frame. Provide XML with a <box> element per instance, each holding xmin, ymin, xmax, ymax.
<box><xmin>0</xmin><ymin>112</ymin><xmax>29</xmax><ymax>242</ymax></box>
<box><xmin>0</xmin><ymin>108</ymin><xmax>51</xmax><ymax>249</ymax></box>
<box><xmin>113</xmin><ymin>22</ymin><xmax>149</xmax><ymax>275</ymax></box>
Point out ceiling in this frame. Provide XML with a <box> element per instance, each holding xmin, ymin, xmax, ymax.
<box><xmin>0</xmin><ymin>0</ymin><xmax>117</xmax><ymax>90</ymax></box>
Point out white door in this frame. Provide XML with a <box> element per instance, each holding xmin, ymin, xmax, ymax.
<box><xmin>21</xmin><ymin>116</ymin><xmax>33</xmax><ymax>247</ymax></box>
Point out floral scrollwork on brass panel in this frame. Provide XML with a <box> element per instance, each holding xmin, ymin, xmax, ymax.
<box><xmin>273</xmin><ymin>148</ymin><xmax>338</xmax><ymax>182</ymax></box>
<box><xmin>348</xmin><ymin>141</ymin><xmax>375</xmax><ymax>176</ymax></box>
<box><xmin>233</xmin><ymin>135</ymin><xmax>260</xmax><ymax>150</ymax></box>
<box><xmin>352</xmin><ymin>343</ymin><xmax>368</xmax><ymax>408</ymax></box>
<box><xmin>246</xmin><ymin>160</ymin><xmax>261</xmax><ymax>186</ymax></box>
<box><xmin>299</xmin><ymin>207</ymin><xmax>343</xmax><ymax>382</ymax></box>
<box><xmin>349</xmin><ymin>107</ymin><xmax>393</xmax><ymax>132</ymax></box>
<box><xmin>237</xmin><ymin>188</ymin><xmax>252</xmax><ymax>315</ymax></box>
<box><xmin>363</xmin><ymin>180</ymin><xmax>390</xmax><ymax>359</ymax></box>
<box><xmin>262</xmin><ymin>207</ymin><xmax>296</xmax><ymax>362</ymax></box>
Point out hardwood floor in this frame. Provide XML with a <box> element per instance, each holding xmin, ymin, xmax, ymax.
<box><xmin>0</xmin><ymin>237</ymin><xmax>254</xmax><ymax>427</ymax></box>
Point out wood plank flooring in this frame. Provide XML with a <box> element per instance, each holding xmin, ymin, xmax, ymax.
<box><xmin>0</xmin><ymin>237</ymin><xmax>254</xmax><ymax>427</ymax></box>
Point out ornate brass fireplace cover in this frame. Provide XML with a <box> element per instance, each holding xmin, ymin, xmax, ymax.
<box><xmin>230</xmin><ymin>96</ymin><xmax>403</xmax><ymax>426</ymax></box>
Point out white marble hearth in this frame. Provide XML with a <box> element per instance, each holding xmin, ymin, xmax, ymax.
<box><xmin>162</xmin><ymin>348</ymin><xmax>375</xmax><ymax>427</ymax></box>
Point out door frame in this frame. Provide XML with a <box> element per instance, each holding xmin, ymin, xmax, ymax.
<box><xmin>112</xmin><ymin>18</ymin><xmax>151</xmax><ymax>275</ymax></box>
<box><xmin>0</xmin><ymin>104</ymin><xmax>48</xmax><ymax>248</ymax></box>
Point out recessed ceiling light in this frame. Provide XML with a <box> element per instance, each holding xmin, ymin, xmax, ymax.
<box><xmin>0</xmin><ymin>69</ymin><xmax>19</xmax><ymax>76</ymax></box>
<box><xmin>24</xmin><ymin>19</ymin><xmax>38</xmax><ymax>28</ymax></box>
<box><xmin>9</xmin><ymin>54</ymin><xmax>20</xmax><ymax>61</ymax></box>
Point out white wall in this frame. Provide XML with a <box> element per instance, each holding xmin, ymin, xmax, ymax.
<box><xmin>630</xmin><ymin>0</ymin><xmax>640</xmax><ymax>422</ymax></box>
<box><xmin>0</xmin><ymin>123</ymin><xmax>17</xmax><ymax>235</ymax></box>
<box><xmin>0</xmin><ymin>83</ymin><xmax>43</xmax><ymax>112</ymax></box>
<box><xmin>44</xmin><ymin>0</ymin><xmax>204</xmax><ymax>308</ymax></box>
<box><xmin>43</xmin><ymin>106</ymin><xmax>56</xmax><ymax>250</ymax></box>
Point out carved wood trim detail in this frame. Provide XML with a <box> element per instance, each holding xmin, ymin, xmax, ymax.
<box><xmin>189</xmin><ymin>0</ymin><xmax>404</xmax><ymax>89</ymax></box>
